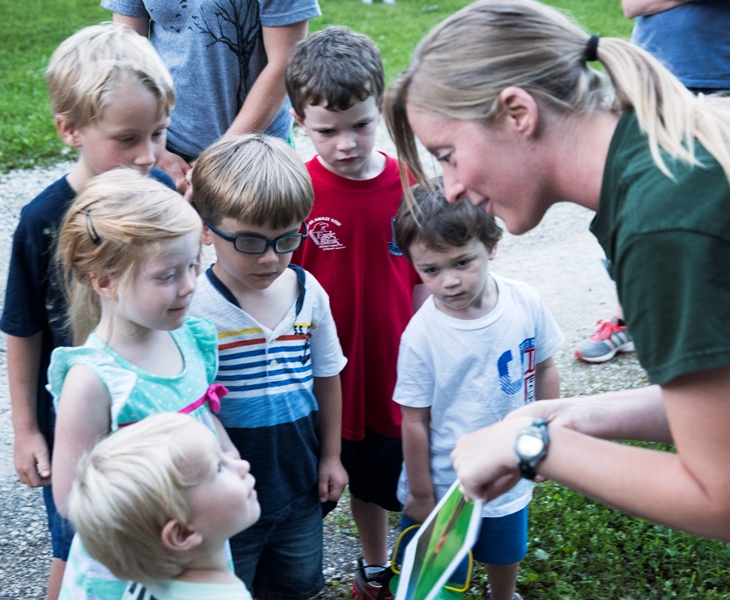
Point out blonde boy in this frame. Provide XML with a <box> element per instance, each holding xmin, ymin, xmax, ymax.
<box><xmin>0</xmin><ymin>23</ymin><xmax>175</xmax><ymax>600</ymax></box>
<box><xmin>68</xmin><ymin>412</ymin><xmax>259</xmax><ymax>600</ymax></box>
<box><xmin>189</xmin><ymin>134</ymin><xmax>348</xmax><ymax>600</ymax></box>
<box><xmin>286</xmin><ymin>26</ymin><xmax>424</xmax><ymax>599</ymax></box>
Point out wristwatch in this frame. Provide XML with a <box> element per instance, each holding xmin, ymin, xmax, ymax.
<box><xmin>514</xmin><ymin>418</ymin><xmax>550</xmax><ymax>480</ymax></box>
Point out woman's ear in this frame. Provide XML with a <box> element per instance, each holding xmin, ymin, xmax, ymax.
<box><xmin>91</xmin><ymin>275</ymin><xmax>118</xmax><ymax>300</ymax></box>
<box><xmin>497</xmin><ymin>87</ymin><xmax>539</xmax><ymax>138</ymax></box>
<box><xmin>160</xmin><ymin>520</ymin><xmax>203</xmax><ymax>552</ymax></box>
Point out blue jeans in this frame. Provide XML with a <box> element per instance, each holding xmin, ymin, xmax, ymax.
<box><xmin>230</xmin><ymin>500</ymin><xmax>324</xmax><ymax>600</ymax></box>
<box><xmin>43</xmin><ymin>485</ymin><xmax>74</xmax><ymax>560</ymax></box>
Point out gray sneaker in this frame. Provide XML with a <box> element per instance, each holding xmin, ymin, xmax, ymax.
<box><xmin>574</xmin><ymin>317</ymin><xmax>635</xmax><ymax>363</ymax></box>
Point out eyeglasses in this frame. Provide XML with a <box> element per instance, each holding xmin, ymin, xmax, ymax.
<box><xmin>202</xmin><ymin>217</ymin><xmax>308</xmax><ymax>255</ymax></box>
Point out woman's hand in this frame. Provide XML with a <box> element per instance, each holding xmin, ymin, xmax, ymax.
<box><xmin>451</xmin><ymin>417</ymin><xmax>532</xmax><ymax>503</ymax></box>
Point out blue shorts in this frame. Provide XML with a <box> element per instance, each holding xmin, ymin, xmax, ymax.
<box><xmin>398</xmin><ymin>506</ymin><xmax>528</xmax><ymax>584</ymax></box>
<box><xmin>43</xmin><ymin>485</ymin><xmax>74</xmax><ymax>561</ymax></box>
<box><xmin>230</xmin><ymin>501</ymin><xmax>324</xmax><ymax>600</ymax></box>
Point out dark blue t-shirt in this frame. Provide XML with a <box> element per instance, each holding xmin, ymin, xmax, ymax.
<box><xmin>0</xmin><ymin>168</ymin><xmax>175</xmax><ymax>447</ymax></box>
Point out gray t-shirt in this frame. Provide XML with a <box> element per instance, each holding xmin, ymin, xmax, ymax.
<box><xmin>101</xmin><ymin>0</ymin><xmax>321</xmax><ymax>156</ymax></box>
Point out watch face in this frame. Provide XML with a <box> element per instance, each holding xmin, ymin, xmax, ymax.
<box><xmin>516</xmin><ymin>434</ymin><xmax>543</xmax><ymax>459</ymax></box>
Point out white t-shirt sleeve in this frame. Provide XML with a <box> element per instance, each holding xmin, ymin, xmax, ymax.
<box><xmin>393</xmin><ymin>333</ymin><xmax>435</xmax><ymax>409</ymax></box>
<box><xmin>307</xmin><ymin>273</ymin><xmax>348</xmax><ymax>378</ymax></box>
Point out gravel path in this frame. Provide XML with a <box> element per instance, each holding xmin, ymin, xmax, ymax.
<box><xmin>0</xmin><ymin>125</ymin><xmax>647</xmax><ymax>598</ymax></box>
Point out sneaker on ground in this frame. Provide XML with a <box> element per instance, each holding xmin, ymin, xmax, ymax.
<box><xmin>352</xmin><ymin>557</ymin><xmax>394</xmax><ymax>600</ymax></box>
<box><xmin>574</xmin><ymin>316</ymin><xmax>635</xmax><ymax>363</ymax></box>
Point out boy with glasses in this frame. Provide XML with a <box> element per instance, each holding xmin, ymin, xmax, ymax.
<box><xmin>189</xmin><ymin>134</ymin><xmax>348</xmax><ymax>600</ymax></box>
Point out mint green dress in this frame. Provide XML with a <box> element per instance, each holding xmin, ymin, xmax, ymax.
<box><xmin>49</xmin><ymin>317</ymin><xmax>223</xmax><ymax>600</ymax></box>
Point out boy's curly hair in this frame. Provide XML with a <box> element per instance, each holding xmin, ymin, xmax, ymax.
<box><xmin>395</xmin><ymin>178</ymin><xmax>503</xmax><ymax>263</ymax></box>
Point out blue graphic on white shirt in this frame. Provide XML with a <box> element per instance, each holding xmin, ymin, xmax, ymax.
<box><xmin>497</xmin><ymin>337</ymin><xmax>537</xmax><ymax>403</ymax></box>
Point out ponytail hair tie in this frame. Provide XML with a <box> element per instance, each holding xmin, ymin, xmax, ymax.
<box><xmin>585</xmin><ymin>35</ymin><xmax>600</xmax><ymax>63</ymax></box>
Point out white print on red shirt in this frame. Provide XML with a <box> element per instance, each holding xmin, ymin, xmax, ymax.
<box><xmin>308</xmin><ymin>217</ymin><xmax>345</xmax><ymax>251</ymax></box>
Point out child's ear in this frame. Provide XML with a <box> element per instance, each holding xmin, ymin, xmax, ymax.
<box><xmin>160</xmin><ymin>520</ymin><xmax>203</xmax><ymax>552</ymax></box>
<box><xmin>91</xmin><ymin>275</ymin><xmax>118</xmax><ymax>300</ymax></box>
<box><xmin>488</xmin><ymin>242</ymin><xmax>499</xmax><ymax>260</ymax></box>
<box><xmin>289</xmin><ymin>108</ymin><xmax>306</xmax><ymax>129</ymax></box>
<box><xmin>201</xmin><ymin>224</ymin><xmax>214</xmax><ymax>247</ymax></box>
<box><xmin>55</xmin><ymin>114</ymin><xmax>82</xmax><ymax>148</ymax></box>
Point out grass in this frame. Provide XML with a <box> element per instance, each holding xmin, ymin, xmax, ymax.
<box><xmin>1</xmin><ymin>1</ymin><xmax>108</xmax><ymax>171</ymax></box>
<box><xmin>0</xmin><ymin>0</ymin><xmax>632</xmax><ymax>173</ymax></box>
<box><xmin>513</xmin><ymin>447</ymin><xmax>730</xmax><ymax>599</ymax></box>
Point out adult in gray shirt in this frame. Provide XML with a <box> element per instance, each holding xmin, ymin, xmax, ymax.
<box><xmin>102</xmin><ymin>0</ymin><xmax>321</xmax><ymax>192</ymax></box>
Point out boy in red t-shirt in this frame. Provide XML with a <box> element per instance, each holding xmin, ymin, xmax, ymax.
<box><xmin>287</xmin><ymin>26</ymin><xmax>426</xmax><ymax>599</ymax></box>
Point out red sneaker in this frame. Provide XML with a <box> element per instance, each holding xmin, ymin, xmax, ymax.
<box><xmin>351</xmin><ymin>558</ymin><xmax>394</xmax><ymax>600</ymax></box>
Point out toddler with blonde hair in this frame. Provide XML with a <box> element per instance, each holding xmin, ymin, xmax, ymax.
<box><xmin>68</xmin><ymin>412</ymin><xmax>258</xmax><ymax>600</ymax></box>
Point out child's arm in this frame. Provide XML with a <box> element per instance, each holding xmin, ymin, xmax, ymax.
<box><xmin>534</xmin><ymin>356</ymin><xmax>560</xmax><ymax>401</ymax></box>
<box><xmin>401</xmin><ymin>405</ymin><xmax>435</xmax><ymax>524</ymax></box>
<box><xmin>312</xmin><ymin>374</ymin><xmax>348</xmax><ymax>503</ymax></box>
<box><xmin>52</xmin><ymin>365</ymin><xmax>112</xmax><ymax>518</ymax></box>
<box><xmin>211</xmin><ymin>414</ymin><xmax>241</xmax><ymax>459</ymax></box>
<box><xmin>8</xmin><ymin>333</ymin><xmax>50</xmax><ymax>487</ymax></box>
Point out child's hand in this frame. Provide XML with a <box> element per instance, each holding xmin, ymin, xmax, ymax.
<box><xmin>403</xmin><ymin>493</ymin><xmax>436</xmax><ymax>524</ymax></box>
<box><xmin>156</xmin><ymin>148</ymin><xmax>192</xmax><ymax>195</ymax></box>
<box><xmin>318</xmin><ymin>456</ymin><xmax>349</xmax><ymax>503</ymax></box>
<box><xmin>14</xmin><ymin>428</ymin><xmax>51</xmax><ymax>488</ymax></box>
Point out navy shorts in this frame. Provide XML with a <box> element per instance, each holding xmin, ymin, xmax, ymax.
<box><xmin>230</xmin><ymin>500</ymin><xmax>324</xmax><ymax>600</ymax></box>
<box><xmin>398</xmin><ymin>506</ymin><xmax>528</xmax><ymax>584</ymax></box>
<box><xmin>43</xmin><ymin>485</ymin><xmax>74</xmax><ymax>560</ymax></box>
<box><xmin>341</xmin><ymin>429</ymin><xmax>403</xmax><ymax>512</ymax></box>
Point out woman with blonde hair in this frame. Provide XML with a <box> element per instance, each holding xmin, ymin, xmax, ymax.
<box><xmin>384</xmin><ymin>0</ymin><xmax>730</xmax><ymax>541</ymax></box>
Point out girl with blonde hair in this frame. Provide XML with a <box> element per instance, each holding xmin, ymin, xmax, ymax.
<box><xmin>385</xmin><ymin>0</ymin><xmax>730</xmax><ymax>542</ymax></box>
<box><xmin>50</xmin><ymin>169</ymin><xmax>237</xmax><ymax>600</ymax></box>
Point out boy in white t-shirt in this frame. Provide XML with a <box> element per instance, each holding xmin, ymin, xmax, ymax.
<box><xmin>392</xmin><ymin>183</ymin><xmax>563</xmax><ymax>600</ymax></box>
